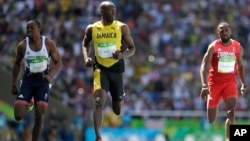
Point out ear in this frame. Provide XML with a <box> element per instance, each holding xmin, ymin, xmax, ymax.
<box><xmin>216</xmin><ymin>30</ymin><xmax>219</xmax><ymax>37</ymax></box>
<box><xmin>99</xmin><ymin>8</ymin><xmax>103</xmax><ymax>14</ymax></box>
<box><xmin>39</xmin><ymin>27</ymin><xmax>43</xmax><ymax>34</ymax></box>
<box><xmin>229</xmin><ymin>28</ymin><xmax>232</xmax><ymax>34</ymax></box>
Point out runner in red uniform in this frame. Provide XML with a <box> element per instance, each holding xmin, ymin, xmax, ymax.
<box><xmin>200</xmin><ymin>22</ymin><xmax>247</xmax><ymax>141</ymax></box>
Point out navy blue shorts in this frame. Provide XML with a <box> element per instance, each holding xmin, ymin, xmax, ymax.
<box><xmin>16</xmin><ymin>73</ymin><xmax>50</xmax><ymax>104</ymax></box>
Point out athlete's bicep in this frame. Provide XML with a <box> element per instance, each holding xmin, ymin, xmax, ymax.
<box><xmin>47</xmin><ymin>40</ymin><xmax>61</xmax><ymax>64</ymax></box>
<box><xmin>15</xmin><ymin>42</ymin><xmax>25</xmax><ymax>65</ymax></box>
<box><xmin>200</xmin><ymin>45</ymin><xmax>213</xmax><ymax>87</ymax></box>
<box><xmin>202</xmin><ymin>45</ymin><xmax>214</xmax><ymax>67</ymax></box>
<box><xmin>82</xmin><ymin>25</ymin><xmax>93</xmax><ymax>59</ymax></box>
<box><xmin>82</xmin><ymin>25</ymin><xmax>92</xmax><ymax>49</ymax></box>
<box><xmin>238</xmin><ymin>46</ymin><xmax>244</xmax><ymax>66</ymax></box>
<box><xmin>121</xmin><ymin>24</ymin><xmax>135</xmax><ymax>49</ymax></box>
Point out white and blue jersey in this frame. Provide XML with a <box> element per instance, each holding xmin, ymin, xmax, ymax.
<box><xmin>16</xmin><ymin>36</ymin><xmax>51</xmax><ymax>104</ymax></box>
<box><xmin>24</xmin><ymin>36</ymin><xmax>49</xmax><ymax>74</ymax></box>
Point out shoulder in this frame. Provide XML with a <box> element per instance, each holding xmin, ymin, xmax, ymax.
<box><xmin>90</xmin><ymin>21</ymin><xmax>102</xmax><ymax>29</ymax></box>
<box><xmin>210</xmin><ymin>39</ymin><xmax>219</xmax><ymax>47</ymax></box>
<box><xmin>86</xmin><ymin>23</ymin><xmax>94</xmax><ymax>29</ymax></box>
<box><xmin>44</xmin><ymin>36</ymin><xmax>56</xmax><ymax>46</ymax></box>
<box><xmin>207</xmin><ymin>40</ymin><xmax>217</xmax><ymax>49</ymax></box>
<box><xmin>85</xmin><ymin>23</ymin><xmax>95</xmax><ymax>34</ymax></box>
<box><xmin>206</xmin><ymin>40</ymin><xmax>216</xmax><ymax>54</ymax></box>
<box><xmin>44</xmin><ymin>36</ymin><xmax>57</xmax><ymax>53</ymax></box>
<box><xmin>231</xmin><ymin>39</ymin><xmax>241</xmax><ymax>46</ymax></box>
<box><xmin>17</xmin><ymin>39</ymin><xmax>26</xmax><ymax>51</ymax></box>
<box><xmin>115</xmin><ymin>20</ymin><xmax>127</xmax><ymax>29</ymax></box>
<box><xmin>18</xmin><ymin>39</ymin><xmax>26</xmax><ymax>47</ymax></box>
<box><xmin>115</xmin><ymin>21</ymin><xmax>130</xmax><ymax>34</ymax></box>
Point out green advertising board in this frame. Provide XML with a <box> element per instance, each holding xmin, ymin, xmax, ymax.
<box><xmin>130</xmin><ymin>118</ymin><xmax>250</xmax><ymax>141</ymax></box>
<box><xmin>162</xmin><ymin>118</ymin><xmax>250</xmax><ymax>141</ymax></box>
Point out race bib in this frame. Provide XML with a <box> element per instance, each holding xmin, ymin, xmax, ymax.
<box><xmin>28</xmin><ymin>58</ymin><xmax>48</xmax><ymax>73</ymax></box>
<box><xmin>218</xmin><ymin>57</ymin><xmax>235</xmax><ymax>73</ymax></box>
<box><xmin>97</xmin><ymin>42</ymin><xmax>116</xmax><ymax>58</ymax></box>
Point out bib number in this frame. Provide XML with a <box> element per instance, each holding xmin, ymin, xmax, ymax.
<box><xmin>28</xmin><ymin>58</ymin><xmax>48</xmax><ymax>73</ymax></box>
<box><xmin>97</xmin><ymin>42</ymin><xmax>116</xmax><ymax>58</ymax></box>
<box><xmin>218</xmin><ymin>57</ymin><xmax>235</xmax><ymax>73</ymax></box>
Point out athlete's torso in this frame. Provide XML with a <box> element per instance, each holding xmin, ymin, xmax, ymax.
<box><xmin>24</xmin><ymin>36</ymin><xmax>49</xmax><ymax>74</ymax></box>
<box><xmin>92</xmin><ymin>20</ymin><xmax>125</xmax><ymax>72</ymax></box>
<box><xmin>208</xmin><ymin>39</ymin><xmax>241</xmax><ymax>85</ymax></box>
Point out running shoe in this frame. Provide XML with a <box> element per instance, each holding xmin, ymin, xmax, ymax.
<box><xmin>28</xmin><ymin>97</ymin><xmax>34</xmax><ymax>111</ymax></box>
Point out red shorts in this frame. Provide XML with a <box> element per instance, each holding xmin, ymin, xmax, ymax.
<box><xmin>207</xmin><ymin>82</ymin><xmax>238</xmax><ymax>108</ymax></box>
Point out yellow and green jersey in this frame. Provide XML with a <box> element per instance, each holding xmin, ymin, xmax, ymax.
<box><xmin>92</xmin><ymin>20</ymin><xmax>125</xmax><ymax>72</ymax></box>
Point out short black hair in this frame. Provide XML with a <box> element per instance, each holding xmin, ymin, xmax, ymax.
<box><xmin>28</xmin><ymin>20</ymin><xmax>41</xmax><ymax>29</ymax></box>
<box><xmin>34</xmin><ymin>20</ymin><xmax>41</xmax><ymax>29</ymax></box>
<box><xmin>217</xmin><ymin>22</ymin><xmax>230</xmax><ymax>29</ymax></box>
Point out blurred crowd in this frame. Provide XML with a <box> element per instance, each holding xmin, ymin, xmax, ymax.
<box><xmin>1</xmin><ymin>0</ymin><xmax>250</xmax><ymax>140</ymax></box>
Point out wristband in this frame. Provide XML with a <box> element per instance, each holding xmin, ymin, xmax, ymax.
<box><xmin>202</xmin><ymin>87</ymin><xmax>208</xmax><ymax>90</ymax></box>
<box><xmin>48</xmin><ymin>74</ymin><xmax>53</xmax><ymax>78</ymax></box>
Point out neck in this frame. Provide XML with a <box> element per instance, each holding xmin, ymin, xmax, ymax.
<box><xmin>220</xmin><ymin>39</ymin><xmax>231</xmax><ymax>46</ymax></box>
<box><xmin>101</xmin><ymin>20</ymin><xmax>114</xmax><ymax>26</ymax></box>
<box><xmin>29</xmin><ymin>35</ymin><xmax>41</xmax><ymax>43</ymax></box>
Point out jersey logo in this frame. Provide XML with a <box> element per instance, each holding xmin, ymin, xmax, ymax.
<box><xmin>97</xmin><ymin>32</ymin><xmax>117</xmax><ymax>38</ymax></box>
<box><xmin>18</xmin><ymin>94</ymin><xmax>24</xmax><ymax>98</ymax></box>
<box><xmin>44</xmin><ymin>93</ymin><xmax>48</xmax><ymax>100</ymax></box>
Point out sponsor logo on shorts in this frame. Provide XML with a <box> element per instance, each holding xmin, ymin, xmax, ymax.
<box><xmin>18</xmin><ymin>94</ymin><xmax>24</xmax><ymax>98</ymax></box>
<box><xmin>119</xmin><ymin>93</ymin><xmax>126</xmax><ymax>100</ymax></box>
<box><xmin>44</xmin><ymin>93</ymin><xmax>48</xmax><ymax>100</ymax></box>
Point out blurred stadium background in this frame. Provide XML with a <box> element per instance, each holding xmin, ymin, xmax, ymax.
<box><xmin>1</xmin><ymin>0</ymin><xmax>250</xmax><ymax>141</ymax></box>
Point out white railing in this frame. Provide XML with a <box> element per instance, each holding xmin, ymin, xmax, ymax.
<box><xmin>128</xmin><ymin>110</ymin><xmax>250</xmax><ymax>118</ymax></box>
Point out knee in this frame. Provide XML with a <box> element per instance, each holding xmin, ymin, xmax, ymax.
<box><xmin>14</xmin><ymin>109</ymin><xmax>25</xmax><ymax>121</ymax></box>
<box><xmin>227</xmin><ymin>109</ymin><xmax>235</xmax><ymax>119</ymax></box>
<box><xmin>112</xmin><ymin>104</ymin><xmax>121</xmax><ymax>115</ymax></box>
<box><xmin>207</xmin><ymin>114</ymin><xmax>216</xmax><ymax>124</ymax></box>
<box><xmin>113</xmin><ymin>108</ymin><xmax>121</xmax><ymax>115</ymax></box>
<box><xmin>95</xmin><ymin>96</ymin><xmax>104</xmax><ymax>108</ymax></box>
<box><xmin>208</xmin><ymin>118</ymin><xmax>215</xmax><ymax>124</ymax></box>
<box><xmin>15</xmin><ymin>116</ymin><xmax>22</xmax><ymax>121</ymax></box>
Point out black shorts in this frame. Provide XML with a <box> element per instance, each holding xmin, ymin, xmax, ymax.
<box><xmin>93</xmin><ymin>67</ymin><xmax>125</xmax><ymax>102</ymax></box>
<box><xmin>16</xmin><ymin>73</ymin><xmax>50</xmax><ymax>104</ymax></box>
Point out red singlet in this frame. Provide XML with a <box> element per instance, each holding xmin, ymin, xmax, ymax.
<box><xmin>207</xmin><ymin>39</ymin><xmax>241</xmax><ymax>108</ymax></box>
